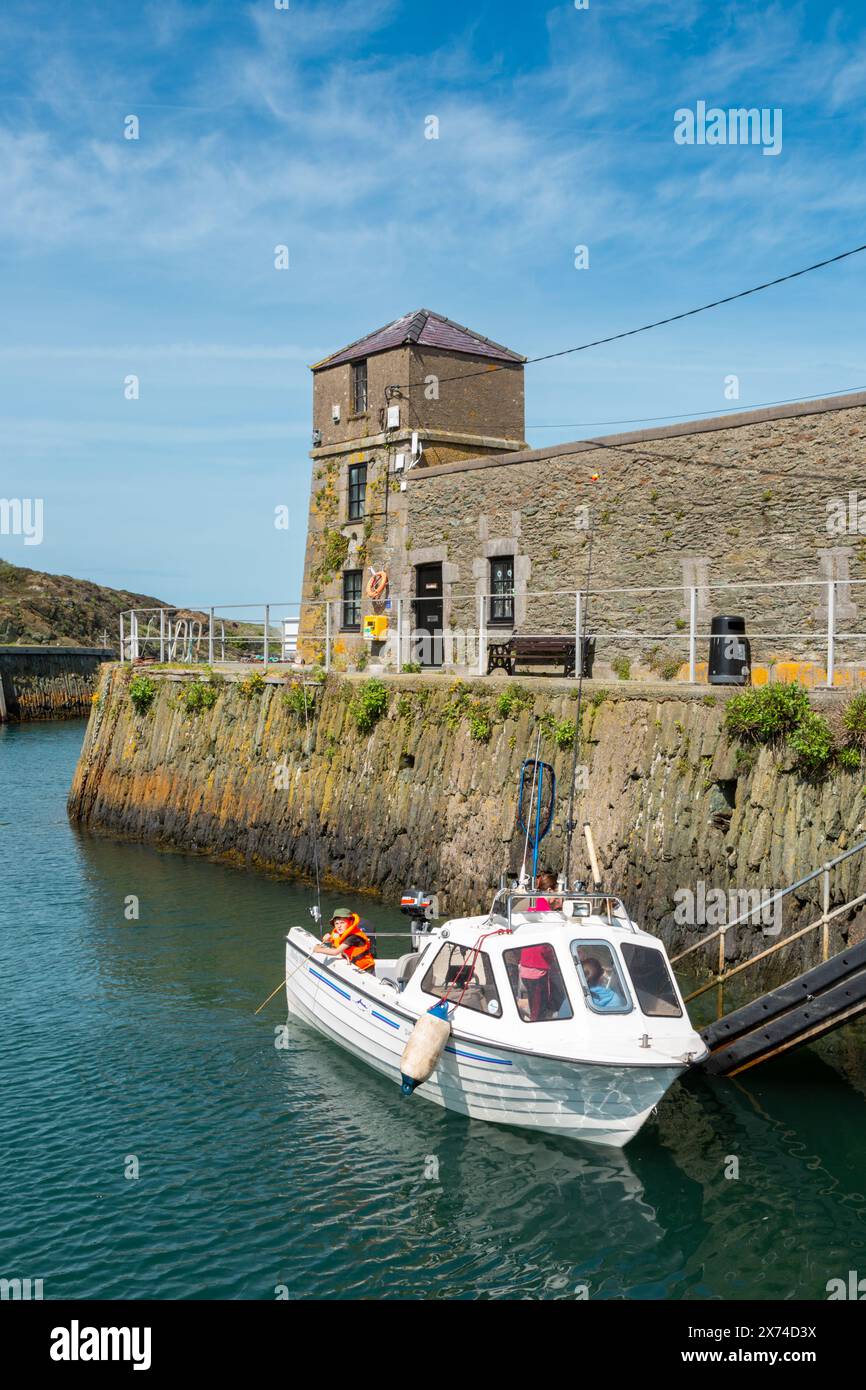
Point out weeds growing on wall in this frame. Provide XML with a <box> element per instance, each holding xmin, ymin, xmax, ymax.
<box><xmin>349</xmin><ymin>677</ymin><xmax>388</xmax><ymax>734</ymax></box>
<box><xmin>238</xmin><ymin>670</ymin><xmax>266</xmax><ymax>699</ymax></box>
<box><xmin>724</xmin><ymin>684</ymin><xmax>862</xmax><ymax>777</ymax></box>
<box><xmin>178</xmin><ymin>678</ymin><xmax>220</xmax><ymax>713</ymax></box>
<box><xmin>724</xmin><ymin>684</ymin><xmax>811</xmax><ymax>743</ymax></box>
<box><xmin>540</xmin><ymin>713</ymin><xmax>576</xmax><ymax>750</ymax></box>
<box><xmin>282</xmin><ymin>680</ymin><xmax>317</xmax><ymax>717</ymax></box>
<box><xmin>842</xmin><ymin>692</ymin><xmax>866</xmax><ymax>747</ymax></box>
<box><xmin>128</xmin><ymin>674</ymin><xmax>157</xmax><ymax>715</ymax></box>
<box><xmin>466</xmin><ymin>701</ymin><xmax>493</xmax><ymax>743</ymax></box>
<box><xmin>496</xmin><ymin>684</ymin><xmax>533</xmax><ymax>719</ymax></box>
<box><xmin>442</xmin><ymin>680</ymin><xmax>472</xmax><ymax>730</ymax></box>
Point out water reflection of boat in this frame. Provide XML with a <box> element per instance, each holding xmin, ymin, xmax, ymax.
<box><xmin>286</xmin><ymin>888</ymin><xmax>708</xmax><ymax>1147</ymax></box>
<box><xmin>274</xmin><ymin>1017</ymin><xmax>673</xmax><ymax>1297</ymax></box>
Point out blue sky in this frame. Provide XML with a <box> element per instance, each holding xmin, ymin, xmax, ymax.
<box><xmin>1</xmin><ymin>0</ymin><xmax>865</xmax><ymax>605</ymax></box>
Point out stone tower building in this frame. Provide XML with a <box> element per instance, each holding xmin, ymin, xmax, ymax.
<box><xmin>298</xmin><ymin>309</ymin><xmax>526</xmax><ymax>666</ymax></box>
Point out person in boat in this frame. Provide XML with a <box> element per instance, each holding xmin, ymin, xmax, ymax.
<box><xmin>581</xmin><ymin>955</ymin><xmax>624</xmax><ymax>1010</ymax></box>
<box><xmin>529</xmin><ymin>870</ymin><xmax>563</xmax><ymax>912</ymax></box>
<box><xmin>313</xmin><ymin>908</ymin><xmax>376</xmax><ymax>973</ymax></box>
<box><xmin>517</xmin><ymin>934</ymin><xmax>558</xmax><ymax>1023</ymax></box>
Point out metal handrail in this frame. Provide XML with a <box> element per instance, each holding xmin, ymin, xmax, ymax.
<box><xmin>681</xmin><ymin>890</ymin><xmax>866</xmax><ymax>1006</ymax></box>
<box><xmin>118</xmin><ymin>571</ymin><xmax>861</xmax><ymax>687</ymax></box>
<box><xmin>489</xmin><ymin>889</ymin><xmax>638</xmax><ymax>933</ymax></box>
<box><xmin>671</xmin><ymin>835</ymin><xmax>866</xmax><ymax>965</ymax></box>
<box><xmin>671</xmin><ymin>836</ymin><xmax>866</xmax><ymax>1019</ymax></box>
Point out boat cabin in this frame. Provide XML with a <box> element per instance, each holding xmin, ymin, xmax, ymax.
<box><xmin>377</xmin><ymin>891</ymin><xmax>696</xmax><ymax>1061</ymax></box>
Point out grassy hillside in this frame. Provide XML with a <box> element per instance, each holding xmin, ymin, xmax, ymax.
<box><xmin>0</xmin><ymin>558</ymin><xmax>168</xmax><ymax>647</ymax></box>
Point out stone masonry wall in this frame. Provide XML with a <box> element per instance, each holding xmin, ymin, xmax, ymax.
<box><xmin>406</xmin><ymin>396</ymin><xmax>866</xmax><ymax>674</ymax></box>
<box><xmin>68</xmin><ymin>667</ymin><xmax>866</xmax><ymax>1002</ymax></box>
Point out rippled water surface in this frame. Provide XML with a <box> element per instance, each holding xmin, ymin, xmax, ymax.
<box><xmin>1</xmin><ymin>719</ymin><xmax>865</xmax><ymax>1300</ymax></box>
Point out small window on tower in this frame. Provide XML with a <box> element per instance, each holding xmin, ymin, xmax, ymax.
<box><xmin>348</xmin><ymin>463</ymin><xmax>367</xmax><ymax>520</ymax></box>
<box><xmin>351</xmin><ymin>359</ymin><xmax>368</xmax><ymax>415</ymax></box>
<box><xmin>342</xmin><ymin>570</ymin><xmax>362</xmax><ymax>631</ymax></box>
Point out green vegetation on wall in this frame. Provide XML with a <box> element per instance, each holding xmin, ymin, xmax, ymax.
<box><xmin>348</xmin><ymin>678</ymin><xmax>389</xmax><ymax>734</ymax></box>
<box><xmin>724</xmin><ymin>684</ymin><xmax>864</xmax><ymax>777</ymax></box>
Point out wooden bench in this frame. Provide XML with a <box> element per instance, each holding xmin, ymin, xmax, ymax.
<box><xmin>487</xmin><ymin>634</ymin><xmax>593</xmax><ymax>679</ymax></box>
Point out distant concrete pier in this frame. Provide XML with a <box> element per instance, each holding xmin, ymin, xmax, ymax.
<box><xmin>0</xmin><ymin>646</ymin><xmax>113</xmax><ymax>721</ymax></box>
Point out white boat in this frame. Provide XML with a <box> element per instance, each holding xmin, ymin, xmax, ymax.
<box><xmin>285</xmin><ymin>888</ymin><xmax>708</xmax><ymax>1147</ymax></box>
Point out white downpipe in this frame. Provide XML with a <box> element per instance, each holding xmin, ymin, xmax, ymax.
<box><xmin>325</xmin><ymin>601</ymin><xmax>331</xmax><ymax>673</ymax></box>
<box><xmin>575</xmin><ymin>591</ymin><xmax>582</xmax><ymax>678</ymax></box>
<box><xmin>478</xmin><ymin>594</ymin><xmax>486</xmax><ymax>676</ymax></box>
<box><xmin>827</xmin><ymin>580</ymin><xmax>836</xmax><ymax>688</ymax></box>
<box><xmin>688</xmin><ymin>586</ymin><xmax>697</xmax><ymax>684</ymax></box>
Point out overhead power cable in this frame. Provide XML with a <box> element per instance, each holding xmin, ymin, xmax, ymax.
<box><xmin>525</xmin><ymin>383</ymin><xmax>866</xmax><ymax>431</ymax></box>
<box><xmin>388</xmin><ymin>240</ymin><xmax>866</xmax><ymax>396</ymax></box>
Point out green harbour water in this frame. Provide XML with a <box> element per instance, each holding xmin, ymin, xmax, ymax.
<box><xmin>1</xmin><ymin>718</ymin><xmax>865</xmax><ymax>1301</ymax></box>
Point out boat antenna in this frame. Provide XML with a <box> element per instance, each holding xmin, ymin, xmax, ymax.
<box><xmin>564</xmin><ymin>520</ymin><xmax>595</xmax><ymax>888</ymax></box>
<box><xmin>300</xmin><ymin>680</ymin><xmax>323</xmax><ymax>927</ymax></box>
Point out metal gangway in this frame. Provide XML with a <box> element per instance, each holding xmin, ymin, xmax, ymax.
<box><xmin>671</xmin><ymin>838</ymin><xmax>866</xmax><ymax>1077</ymax></box>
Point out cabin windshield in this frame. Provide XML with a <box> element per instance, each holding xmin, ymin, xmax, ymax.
<box><xmin>421</xmin><ymin>944</ymin><xmax>502</xmax><ymax>1016</ymax></box>
<box><xmin>503</xmin><ymin>944</ymin><xmax>573</xmax><ymax>1023</ymax></box>
<box><xmin>571</xmin><ymin>941</ymin><xmax>632</xmax><ymax>1014</ymax></box>
<box><xmin>620</xmin><ymin>943</ymin><xmax>682</xmax><ymax>1018</ymax></box>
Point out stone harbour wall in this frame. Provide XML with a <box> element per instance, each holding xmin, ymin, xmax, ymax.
<box><xmin>68</xmin><ymin>667</ymin><xmax>866</xmax><ymax>995</ymax></box>
<box><xmin>0</xmin><ymin>647</ymin><xmax>112</xmax><ymax>720</ymax></box>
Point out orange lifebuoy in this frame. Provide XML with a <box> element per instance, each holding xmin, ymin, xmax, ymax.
<box><xmin>367</xmin><ymin>569</ymin><xmax>388</xmax><ymax>599</ymax></box>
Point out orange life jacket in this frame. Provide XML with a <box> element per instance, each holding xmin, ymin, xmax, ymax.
<box><xmin>326</xmin><ymin>915</ymin><xmax>375</xmax><ymax>972</ymax></box>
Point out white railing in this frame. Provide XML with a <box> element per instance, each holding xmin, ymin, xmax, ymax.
<box><xmin>117</xmin><ymin>575</ymin><xmax>866</xmax><ymax>684</ymax></box>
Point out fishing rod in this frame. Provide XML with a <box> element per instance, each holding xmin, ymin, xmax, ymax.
<box><xmin>563</xmin><ymin>522</ymin><xmax>595</xmax><ymax>888</ymax></box>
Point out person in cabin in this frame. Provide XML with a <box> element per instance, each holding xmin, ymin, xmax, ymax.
<box><xmin>581</xmin><ymin>955</ymin><xmax>624</xmax><ymax>1010</ymax></box>
<box><xmin>313</xmin><ymin>908</ymin><xmax>376</xmax><ymax>973</ymax></box>
<box><xmin>517</xmin><ymin>934</ymin><xmax>558</xmax><ymax>1023</ymax></box>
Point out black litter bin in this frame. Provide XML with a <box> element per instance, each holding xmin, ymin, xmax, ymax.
<box><xmin>708</xmin><ymin>615</ymin><xmax>751</xmax><ymax>686</ymax></box>
<box><xmin>579</xmin><ymin>635</ymin><xmax>596</xmax><ymax>678</ymax></box>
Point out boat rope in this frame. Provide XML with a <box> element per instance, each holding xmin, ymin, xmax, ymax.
<box><xmin>564</xmin><ymin>523</ymin><xmax>595</xmax><ymax>888</ymax></box>
<box><xmin>254</xmin><ymin>977</ymin><xmax>291</xmax><ymax>1015</ymax></box>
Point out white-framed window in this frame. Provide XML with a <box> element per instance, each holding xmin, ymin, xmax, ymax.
<box><xmin>620</xmin><ymin>942</ymin><xmax>682</xmax><ymax>1017</ymax></box>
<box><xmin>420</xmin><ymin>943</ymin><xmax>501</xmax><ymax>1016</ymax></box>
<box><xmin>571</xmin><ymin>941</ymin><xmax>632</xmax><ymax>1014</ymax></box>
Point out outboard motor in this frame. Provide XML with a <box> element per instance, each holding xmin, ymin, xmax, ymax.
<box><xmin>400</xmin><ymin>888</ymin><xmax>439</xmax><ymax>950</ymax></box>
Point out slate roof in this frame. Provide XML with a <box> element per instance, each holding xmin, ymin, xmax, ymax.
<box><xmin>312</xmin><ymin>309</ymin><xmax>525</xmax><ymax>370</ymax></box>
